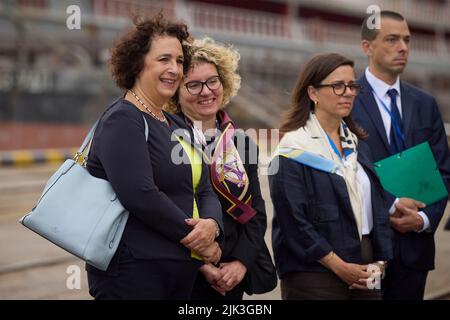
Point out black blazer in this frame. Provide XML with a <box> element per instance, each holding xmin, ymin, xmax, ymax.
<box><xmin>352</xmin><ymin>75</ymin><xmax>450</xmax><ymax>271</ymax></box>
<box><xmin>172</xmin><ymin>113</ymin><xmax>276</xmax><ymax>294</ymax></box>
<box><xmin>269</xmin><ymin>141</ymin><xmax>393</xmax><ymax>278</ymax></box>
<box><xmin>86</xmin><ymin>100</ymin><xmax>223</xmax><ymax>271</ymax></box>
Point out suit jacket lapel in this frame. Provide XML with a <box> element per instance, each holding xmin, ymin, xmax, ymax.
<box><xmin>400</xmin><ymin>82</ymin><xmax>414</xmax><ymax>146</ymax></box>
<box><xmin>358</xmin><ymin>75</ymin><xmax>390</xmax><ymax>151</ymax></box>
<box><xmin>170</xmin><ymin>113</ymin><xmax>200</xmax><ymax>150</ymax></box>
<box><xmin>171</xmin><ymin>112</ymin><xmax>218</xmax><ymax>163</ymax></box>
<box><xmin>357</xmin><ymin>148</ymin><xmax>377</xmax><ymax>178</ymax></box>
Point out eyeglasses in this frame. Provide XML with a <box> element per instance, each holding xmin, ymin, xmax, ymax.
<box><xmin>184</xmin><ymin>75</ymin><xmax>222</xmax><ymax>95</ymax></box>
<box><xmin>315</xmin><ymin>82</ymin><xmax>363</xmax><ymax>96</ymax></box>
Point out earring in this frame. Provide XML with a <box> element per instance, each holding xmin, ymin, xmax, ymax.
<box><xmin>314</xmin><ymin>101</ymin><xmax>319</xmax><ymax>107</ymax></box>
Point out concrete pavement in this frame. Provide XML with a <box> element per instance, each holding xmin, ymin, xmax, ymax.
<box><xmin>1</xmin><ymin>164</ymin><xmax>449</xmax><ymax>300</ymax></box>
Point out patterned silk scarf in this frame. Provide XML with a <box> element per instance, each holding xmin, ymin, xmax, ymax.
<box><xmin>186</xmin><ymin>111</ymin><xmax>256</xmax><ymax>224</ymax></box>
<box><xmin>274</xmin><ymin>112</ymin><xmax>364</xmax><ymax>239</ymax></box>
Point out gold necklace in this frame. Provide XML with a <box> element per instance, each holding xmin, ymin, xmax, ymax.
<box><xmin>128</xmin><ymin>89</ymin><xmax>167</xmax><ymax>123</ymax></box>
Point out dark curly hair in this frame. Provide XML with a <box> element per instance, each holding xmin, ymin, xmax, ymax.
<box><xmin>110</xmin><ymin>13</ymin><xmax>191</xmax><ymax>90</ymax></box>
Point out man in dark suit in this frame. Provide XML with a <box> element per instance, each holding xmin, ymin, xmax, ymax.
<box><xmin>352</xmin><ymin>10</ymin><xmax>450</xmax><ymax>300</ymax></box>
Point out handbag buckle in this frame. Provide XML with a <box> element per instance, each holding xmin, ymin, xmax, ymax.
<box><xmin>82</xmin><ymin>156</ymin><xmax>88</xmax><ymax>168</ymax></box>
<box><xmin>73</xmin><ymin>152</ymin><xmax>82</xmax><ymax>162</ymax></box>
<box><xmin>73</xmin><ymin>152</ymin><xmax>87</xmax><ymax>167</ymax></box>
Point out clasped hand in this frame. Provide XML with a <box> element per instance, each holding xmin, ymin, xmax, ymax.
<box><xmin>390</xmin><ymin>197</ymin><xmax>426</xmax><ymax>233</ymax></box>
<box><xmin>180</xmin><ymin>218</ymin><xmax>221</xmax><ymax>264</ymax></box>
<box><xmin>322</xmin><ymin>253</ymin><xmax>384</xmax><ymax>290</ymax></box>
<box><xmin>200</xmin><ymin>261</ymin><xmax>247</xmax><ymax>295</ymax></box>
<box><xmin>346</xmin><ymin>262</ymin><xmax>385</xmax><ymax>290</ymax></box>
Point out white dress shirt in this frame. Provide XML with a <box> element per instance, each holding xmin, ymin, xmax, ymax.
<box><xmin>365</xmin><ymin>68</ymin><xmax>430</xmax><ymax>232</ymax></box>
<box><xmin>365</xmin><ymin>68</ymin><xmax>402</xmax><ymax>145</ymax></box>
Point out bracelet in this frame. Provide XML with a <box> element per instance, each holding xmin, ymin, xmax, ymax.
<box><xmin>320</xmin><ymin>251</ymin><xmax>335</xmax><ymax>265</ymax></box>
<box><xmin>212</xmin><ymin>220</ymin><xmax>220</xmax><ymax>238</ymax></box>
<box><xmin>326</xmin><ymin>251</ymin><xmax>335</xmax><ymax>263</ymax></box>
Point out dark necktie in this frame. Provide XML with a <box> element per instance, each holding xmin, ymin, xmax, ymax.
<box><xmin>387</xmin><ymin>89</ymin><xmax>404</xmax><ymax>154</ymax></box>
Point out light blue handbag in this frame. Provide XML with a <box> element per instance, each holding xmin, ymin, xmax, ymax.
<box><xmin>20</xmin><ymin>114</ymin><xmax>149</xmax><ymax>271</ymax></box>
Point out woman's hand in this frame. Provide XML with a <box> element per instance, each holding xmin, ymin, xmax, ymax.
<box><xmin>200</xmin><ymin>263</ymin><xmax>221</xmax><ymax>284</ymax></box>
<box><xmin>200</xmin><ymin>264</ymin><xmax>226</xmax><ymax>296</ymax></box>
<box><xmin>348</xmin><ymin>262</ymin><xmax>384</xmax><ymax>290</ymax></box>
<box><xmin>180</xmin><ymin>218</ymin><xmax>218</xmax><ymax>252</ymax></box>
<box><xmin>337</xmin><ymin>263</ymin><xmax>371</xmax><ymax>290</ymax></box>
<box><xmin>320</xmin><ymin>252</ymin><xmax>371</xmax><ymax>289</ymax></box>
<box><xmin>213</xmin><ymin>260</ymin><xmax>247</xmax><ymax>292</ymax></box>
<box><xmin>198</xmin><ymin>241</ymin><xmax>222</xmax><ymax>265</ymax></box>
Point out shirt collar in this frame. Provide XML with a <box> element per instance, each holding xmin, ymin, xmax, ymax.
<box><xmin>365</xmin><ymin>67</ymin><xmax>401</xmax><ymax>98</ymax></box>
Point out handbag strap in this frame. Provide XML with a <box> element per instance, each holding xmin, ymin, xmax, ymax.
<box><xmin>78</xmin><ymin>120</ymin><xmax>99</xmax><ymax>154</ymax></box>
<box><xmin>74</xmin><ymin>100</ymin><xmax>149</xmax><ymax>165</ymax></box>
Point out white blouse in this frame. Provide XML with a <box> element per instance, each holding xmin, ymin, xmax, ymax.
<box><xmin>356</xmin><ymin>162</ymin><xmax>373</xmax><ymax>235</ymax></box>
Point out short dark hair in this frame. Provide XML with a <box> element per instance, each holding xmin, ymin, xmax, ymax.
<box><xmin>361</xmin><ymin>10</ymin><xmax>405</xmax><ymax>41</ymax></box>
<box><xmin>279</xmin><ymin>53</ymin><xmax>367</xmax><ymax>139</ymax></box>
<box><xmin>110</xmin><ymin>13</ymin><xmax>190</xmax><ymax>90</ymax></box>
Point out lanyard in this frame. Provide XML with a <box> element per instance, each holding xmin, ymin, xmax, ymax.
<box><xmin>367</xmin><ymin>83</ymin><xmax>405</xmax><ymax>146</ymax></box>
<box><xmin>326</xmin><ymin>134</ymin><xmax>342</xmax><ymax>160</ymax></box>
<box><xmin>326</xmin><ymin>133</ymin><xmax>352</xmax><ymax>160</ymax></box>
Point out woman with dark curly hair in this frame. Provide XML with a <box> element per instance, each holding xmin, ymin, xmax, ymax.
<box><xmin>85</xmin><ymin>14</ymin><xmax>224</xmax><ymax>300</ymax></box>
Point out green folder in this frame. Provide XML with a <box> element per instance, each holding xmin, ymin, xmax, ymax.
<box><xmin>374</xmin><ymin>142</ymin><xmax>448</xmax><ymax>205</ymax></box>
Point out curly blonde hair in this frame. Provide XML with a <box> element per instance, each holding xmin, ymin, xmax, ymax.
<box><xmin>165</xmin><ymin>37</ymin><xmax>241</xmax><ymax>113</ymax></box>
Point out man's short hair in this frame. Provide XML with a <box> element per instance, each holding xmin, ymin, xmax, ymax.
<box><xmin>361</xmin><ymin>10</ymin><xmax>405</xmax><ymax>41</ymax></box>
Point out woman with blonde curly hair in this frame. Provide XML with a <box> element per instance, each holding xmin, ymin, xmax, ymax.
<box><xmin>168</xmin><ymin>37</ymin><xmax>277</xmax><ymax>300</ymax></box>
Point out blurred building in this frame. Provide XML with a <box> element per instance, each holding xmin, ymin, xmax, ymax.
<box><xmin>0</xmin><ymin>0</ymin><xmax>449</xmax><ymax>132</ymax></box>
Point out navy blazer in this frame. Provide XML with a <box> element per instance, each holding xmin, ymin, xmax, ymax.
<box><xmin>269</xmin><ymin>141</ymin><xmax>393</xmax><ymax>278</ymax></box>
<box><xmin>172</xmin><ymin>113</ymin><xmax>276</xmax><ymax>294</ymax></box>
<box><xmin>86</xmin><ymin>100</ymin><xmax>223</xmax><ymax>276</ymax></box>
<box><xmin>352</xmin><ymin>74</ymin><xmax>450</xmax><ymax>271</ymax></box>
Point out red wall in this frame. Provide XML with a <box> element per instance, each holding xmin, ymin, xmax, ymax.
<box><xmin>189</xmin><ymin>0</ymin><xmax>288</xmax><ymax>15</ymax></box>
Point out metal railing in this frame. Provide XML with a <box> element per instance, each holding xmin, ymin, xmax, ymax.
<box><xmin>298</xmin><ymin>0</ymin><xmax>450</xmax><ymax>28</ymax></box>
<box><xmin>5</xmin><ymin>0</ymin><xmax>448</xmax><ymax>59</ymax></box>
<box><xmin>186</xmin><ymin>2</ymin><xmax>291</xmax><ymax>39</ymax></box>
<box><xmin>91</xmin><ymin>0</ymin><xmax>174</xmax><ymax>19</ymax></box>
